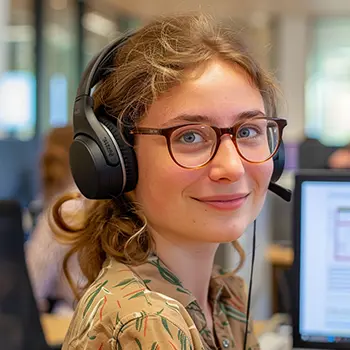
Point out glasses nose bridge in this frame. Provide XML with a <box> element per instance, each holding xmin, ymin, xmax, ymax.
<box><xmin>216</xmin><ymin>126</ymin><xmax>236</xmax><ymax>142</ymax></box>
<box><xmin>214</xmin><ymin>126</ymin><xmax>240</xmax><ymax>156</ymax></box>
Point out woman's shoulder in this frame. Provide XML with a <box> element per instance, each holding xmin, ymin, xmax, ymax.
<box><xmin>64</xmin><ymin>258</ymin><xmax>196</xmax><ymax>349</ymax></box>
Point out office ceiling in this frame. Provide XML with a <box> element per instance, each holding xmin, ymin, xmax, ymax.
<box><xmin>10</xmin><ymin>0</ymin><xmax>350</xmax><ymax>25</ymax></box>
<box><xmin>98</xmin><ymin>0</ymin><xmax>350</xmax><ymax>19</ymax></box>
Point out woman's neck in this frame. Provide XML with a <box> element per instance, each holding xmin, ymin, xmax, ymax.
<box><xmin>151</xmin><ymin>229</ymin><xmax>219</xmax><ymax>313</ymax></box>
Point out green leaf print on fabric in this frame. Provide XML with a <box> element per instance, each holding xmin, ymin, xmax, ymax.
<box><xmin>85</xmin><ymin>297</ymin><xmax>106</xmax><ymax>340</ymax></box>
<box><xmin>135</xmin><ymin>311</ymin><xmax>147</xmax><ymax>333</ymax></box>
<box><xmin>219</xmin><ymin>302</ymin><xmax>248</xmax><ymax>324</ymax></box>
<box><xmin>149</xmin><ymin>259</ymin><xmax>191</xmax><ymax>295</ymax></box>
<box><xmin>151</xmin><ymin>342</ymin><xmax>159</xmax><ymax>350</ymax></box>
<box><xmin>177</xmin><ymin>329</ymin><xmax>193</xmax><ymax>350</ymax></box>
<box><xmin>187</xmin><ymin>301</ymin><xmax>207</xmax><ymax>324</ymax></box>
<box><xmin>199</xmin><ymin>328</ymin><xmax>210</xmax><ymax>337</ymax></box>
<box><xmin>149</xmin><ymin>259</ymin><xmax>181</xmax><ymax>284</ymax></box>
<box><xmin>218</xmin><ymin>267</ymin><xmax>230</xmax><ymax>275</ymax></box>
<box><xmin>135</xmin><ymin>338</ymin><xmax>142</xmax><ymax>350</ymax></box>
<box><xmin>161</xmin><ymin>317</ymin><xmax>173</xmax><ymax>338</ymax></box>
<box><xmin>112</xmin><ymin>278</ymin><xmax>136</xmax><ymax>288</ymax></box>
<box><xmin>83</xmin><ymin>280</ymin><xmax>109</xmax><ymax>317</ymax></box>
<box><xmin>123</xmin><ymin>288</ymin><xmax>151</xmax><ymax>305</ymax></box>
<box><xmin>165</xmin><ymin>301</ymin><xmax>181</xmax><ymax>314</ymax></box>
<box><xmin>186</xmin><ymin>301</ymin><xmax>202</xmax><ymax>314</ymax></box>
<box><xmin>176</xmin><ymin>287</ymin><xmax>191</xmax><ymax>295</ymax></box>
<box><xmin>113</xmin><ymin>278</ymin><xmax>151</xmax><ymax>290</ymax></box>
<box><xmin>116</xmin><ymin>312</ymin><xmax>121</xmax><ymax>325</ymax></box>
<box><xmin>129</xmin><ymin>291</ymin><xmax>146</xmax><ymax>300</ymax></box>
<box><xmin>156</xmin><ymin>308</ymin><xmax>164</xmax><ymax>316</ymax></box>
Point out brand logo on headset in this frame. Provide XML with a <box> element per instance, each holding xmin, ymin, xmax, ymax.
<box><xmin>102</xmin><ymin>137</ymin><xmax>114</xmax><ymax>157</ymax></box>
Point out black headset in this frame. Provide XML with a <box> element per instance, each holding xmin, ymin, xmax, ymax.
<box><xmin>70</xmin><ymin>33</ymin><xmax>292</xmax><ymax>202</ymax></box>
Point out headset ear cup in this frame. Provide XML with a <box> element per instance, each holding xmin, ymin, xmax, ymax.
<box><xmin>271</xmin><ymin>140</ymin><xmax>285</xmax><ymax>183</ymax></box>
<box><xmin>99</xmin><ymin>117</ymin><xmax>138</xmax><ymax>192</ymax></box>
<box><xmin>70</xmin><ymin>133</ymin><xmax>121</xmax><ymax>199</ymax></box>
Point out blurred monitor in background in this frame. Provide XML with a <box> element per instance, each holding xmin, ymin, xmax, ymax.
<box><xmin>0</xmin><ymin>71</ymin><xmax>36</xmax><ymax>141</ymax></box>
<box><xmin>0</xmin><ymin>200</ymin><xmax>49</xmax><ymax>350</ymax></box>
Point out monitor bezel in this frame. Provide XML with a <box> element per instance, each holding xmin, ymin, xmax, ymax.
<box><xmin>292</xmin><ymin>169</ymin><xmax>350</xmax><ymax>349</ymax></box>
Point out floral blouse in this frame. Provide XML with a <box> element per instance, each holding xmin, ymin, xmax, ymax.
<box><xmin>62</xmin><ymin>255</ymin><xmax>260</xmax><ymax>350</ymax></box>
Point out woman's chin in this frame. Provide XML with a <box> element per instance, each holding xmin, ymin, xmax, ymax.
<box><xmin>201</xmin><ymin>226</ymin><xmax>246</xmax><ymax>244</ymax></box>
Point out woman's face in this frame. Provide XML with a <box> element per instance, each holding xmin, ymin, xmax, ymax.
<box><xmin>134</xmin><ymin>60</ymin><xmax>273</xmax><ymax>246</ymax></box>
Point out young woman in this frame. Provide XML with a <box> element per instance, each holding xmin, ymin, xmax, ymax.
<box><xmin>52</xmin><ymin>14</ymin><xmax>287</xmax><ymax>350</ymax></box>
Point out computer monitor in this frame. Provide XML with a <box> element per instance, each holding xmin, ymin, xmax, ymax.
<box><xmin>292</xmin><ymin>170</ymin><xmax>350</xmax><ymax>349</ymax></box>
<box><xmin>0</xmin><ymin>200</ymin><xmax>50</xmax><ymax>350</ymax></box>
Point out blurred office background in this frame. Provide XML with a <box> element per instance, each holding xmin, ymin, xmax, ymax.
<box><xmin>1</xmin><ymin>0</ymin><xmax>350</xmax><ymax>320</ymax></box>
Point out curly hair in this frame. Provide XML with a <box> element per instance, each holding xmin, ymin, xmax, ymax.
<box><xmin>50</xmin><ymin>13</ymin><xmax>279</xmax><ymax>300</ymax></box>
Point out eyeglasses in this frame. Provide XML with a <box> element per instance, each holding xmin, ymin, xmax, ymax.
<box><xmin>130</xmin><ymin>116</ymin><xmax>287</xmax><ymax>169</ymax></box>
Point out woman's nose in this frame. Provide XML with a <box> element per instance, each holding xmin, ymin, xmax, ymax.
<box><xmin>208</xmin><ymin>135</ymin><xmax>245</xmax><ymax>183</ymax></box>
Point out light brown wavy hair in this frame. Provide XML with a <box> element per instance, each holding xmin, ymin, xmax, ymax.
<box><xmin>50</xmin><ymin>13</ymin><xmax>279</xmax><ymax>300</ymax></box>
<box><xmin>40</xmin><ymin>125</ymin><xmax>74</xmax><ymax>205</ymax></box>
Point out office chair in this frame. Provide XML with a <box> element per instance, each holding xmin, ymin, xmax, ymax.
<box><xmin>0</xmin><ymin>200</ymin><xmax>61</xmax><ymax>350</ymax></box>
<box><xmin>298</xmin><ymin>137</ymin><xmax>338</xmax><ymax>169</ymax></box>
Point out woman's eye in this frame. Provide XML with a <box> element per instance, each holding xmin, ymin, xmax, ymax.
<box><xmin>237</xmin><ymin>127</ymin><xmax>258</xmax><ymax>138</ymax></box>
<box><xmin>180</xmin><ymin>132</ymin><xmax>204</xmax><ymax>143</ymax></box>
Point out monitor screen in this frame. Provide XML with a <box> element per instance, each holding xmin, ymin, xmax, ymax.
<box><xmin>0</xmin><ymin>71</ymin><xmax>36</xmax><ymax>140</ymax></box>
<box><xmin>299</xmin><ymin>179</ymin><xmax>350</xmax><ymax>344</ymax></box>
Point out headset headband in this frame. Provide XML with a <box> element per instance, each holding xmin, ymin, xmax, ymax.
<box><xmin>78</xmin><ymin>32</ymin><xmax>135</xmax><ymax>98</ymax></box>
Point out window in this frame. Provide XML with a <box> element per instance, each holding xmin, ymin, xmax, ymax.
<box><xmin>83</xmin><ymin>2</ymin><xmax>140</xmax><ymax>66</ymax></box>
<box><xmin>83</xmin><ymin>4</ymin><xmax>118</xmax><ymax>66</ymax></box>
<box><xmin>0</xmin><ymin>0</ymin><xmax>36</xmax><ymax>140</ymax></box>
<box><xmin>40</xmin><ymin>0</ymin><xmax>79</xmax><ymax>132</ymax></box>
<box><xmin>305</xmin><ymin>18</ymin><xmax>350</xmax><ymax>146</ymax></box>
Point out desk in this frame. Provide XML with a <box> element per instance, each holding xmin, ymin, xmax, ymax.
<box><xmin>265</xmin><ymin>244</ymin><xmax>294</xmax><ymax>313</ymax></box>
<box><xmin>40</xmin><ymin>314</ymin><xmax>273</xmax><ymax>345</ymax></box>
<box><xmin>265</xmin><ymin>244</ymin><xmax>294</xmax><ymax>267</ymax></box>
<box><xmin>254</xmin><ymin>313</ymin><xmax>289</xmax><ymax>338</ymax></box>
<box><xmin>41</xmin><ymin>314</ymin><xmax>71</xmax><ymax>347</ymax></box>
<box><xmin>254</xmin><ymin>320</ymin><xmax>266</xmax><ymax>337</ymax></box>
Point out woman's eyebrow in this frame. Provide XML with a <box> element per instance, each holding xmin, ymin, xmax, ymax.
<box><xmin>161</xmin><ymin>109</ymin><xmax>266</xmax><ymax>127</ymax></box>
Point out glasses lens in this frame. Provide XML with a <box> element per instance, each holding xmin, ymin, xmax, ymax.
<box><xmin>170</xmin><ymin>125</ymin><xmax>217</xmax><ymax>168</ymax></box>
<box><xmin>236</xmin><ymin>118</ymin><xmax>280</xmax><ymax>162</ymax></box>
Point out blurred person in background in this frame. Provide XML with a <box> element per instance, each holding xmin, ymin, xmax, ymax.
<box><xmin>328</xmin><ymin>143</ymin><xmax>350</xmax><ymax>169</ymax></box>
<box><xmin>25</xmin><ymin>126</ymin><xmax>84</xmax><ymax>315</ymax></box>
<box><xmin>26</xmin><ymin>126</ymin><xmax>75</xmax><ymax>227</ymax></box>
<box><xmin>40</xmin><ymin>126</ymin><xmax>75</xmax><ymax>205</ymax></box>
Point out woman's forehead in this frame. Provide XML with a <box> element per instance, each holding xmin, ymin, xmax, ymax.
<box><xmin>142</xmin><ymin>60</ymin><xmax>264</xmax><ymax>128</ymax></box>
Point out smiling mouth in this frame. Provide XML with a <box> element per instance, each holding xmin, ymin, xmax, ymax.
<box><xmin>192</xmin><ymin>194</ymin><xmax>250</xmax><ymax>211</ymax></box>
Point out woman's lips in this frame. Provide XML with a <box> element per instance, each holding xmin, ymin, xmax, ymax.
<box><xmin>193</xmin><ymin>193</ymin><xmax>250</xmax><ymax>211</ymax></box>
